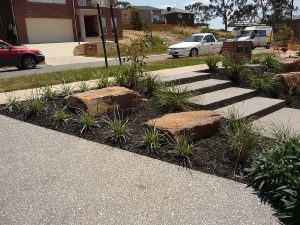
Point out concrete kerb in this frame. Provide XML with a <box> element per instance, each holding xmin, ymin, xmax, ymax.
<box><xmin>0</xmin><ymin>65</ymin><xmax>205</xmax><ymax>105</ymax></box>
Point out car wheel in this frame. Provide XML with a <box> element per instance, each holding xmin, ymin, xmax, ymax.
<box><xmin>22</xmin><ymin>55</ymin><xmax>37</xmax><ymax>70</ymax></box>
<box><xmin>172</xmin><ymin>55</ymin><xmax>179</xmax><ymax>59</ymax></box>
<box><xmin>189</xmin><ymin>48</ymin><xmax>198</xmax><ymax>57</ymax></box>
<box><xmin>16</xmin><ymin>65</ymin><xmax>23</xmax><ymax>70</ymax></box>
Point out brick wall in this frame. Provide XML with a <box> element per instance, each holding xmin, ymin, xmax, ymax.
<box><xmin>221</xmin><ymin>41</ymin><xmax>253</xmax><ymax>59</ymax></box>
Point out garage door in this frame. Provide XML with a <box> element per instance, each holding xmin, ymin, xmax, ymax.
<box><xmin>25</xmin><ymin>18</ymin><xmax>74</xmax><ymax>43</ymax></box>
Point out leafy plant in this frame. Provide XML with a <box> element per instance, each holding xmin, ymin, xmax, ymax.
<box><xmin>169</xmin><ymin>134</ymin><xmax>194</xmax><ymax>168</ymax></box>
<box><xmin>103</xmin><ymin>110</ymin><xmax>131</xmax><ymax>146</ymax></box>
<box><xmin>78</xmin><ymin>81</ymin><xmax>89</xmax><ymax>92</ymax></box>
<box><xmin>75</xmin><ymin>111</ymin><xmax>98</xmax><ymax>135</ymax></box>
<box><xmin>140</xmin><ymin>127</ymin><xmax>163</xmax><ymax>155</ymax></box>
<box><xmin>123</xmin><ymin>36</ymin><xmax>149</xmax><ymax>89</ymax></box>
<box><xmin>260</xmin><ymin>54</ymin><xmax>284</xmax><ymax>74</ymax></box>
<box><xmin>245</xmin><ymin>138</ymin><xmax>300</xmax><ymax>224</ymax></box>
<box><xmin>151</xmin><ymin>86</ymin><xmax>192</xmax><ymax>112</ymax></box>
<box><xmin>41</xmin><ymin>86</ymin><xmax>58</xmax><ymax>101</ymax></box>
<box><xmin>52</xmin><ymin>106</ymin><xmax>70</xmax><ymax>128</ymax></box>
<box><xmin>24</xmin><ymin>96</ymin><xmax>45</xmax><ymax>117</ymax></box>
<box><xmin>4</xmin><ymin>93</ymin><xmax>19</xmax><ymax>112</ymax></box>
<box><xmin>204</xmin><ymin>54</ymin><xmax>221</xmax><ymax>72</ymax></box>
<box><xmin>115</xmin><ymin>64</ymin><xmax>135</xmax><ymax>88</ymax></box>
<box><xmin>221</xmin><ymin>109</ymin><xmax>262</xmax><ymax>165</ymax></box>
<box><xmin>223</xmin><ymin>54</ymin><xmax>248</xmax><ymax>83</ymax></box>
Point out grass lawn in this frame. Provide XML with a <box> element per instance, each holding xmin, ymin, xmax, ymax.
<box><xmin>0</xmin><ymin>56</ymin><xmax>207</xmax><ymax>93</ymax></box>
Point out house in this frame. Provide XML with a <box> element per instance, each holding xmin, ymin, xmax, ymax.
<box><xmin>121</xmin><ymin>6</ymin><xmax>165</xmax><ymax>26</ymax></box>
<box><xmin>291</xmin><ymin>15</ymin><xmax>300</xmax><ymax>40</ymax></box>
<box><xmin>0</xmin><ymin>0</ymin><xmax>123</xmax><ymax>44</ymax></box>
<box><xmin>162</xmin><ymin>7</ymin><xmax>195</xmax><ymax>26</ymax></box>
<box><xmin>194</xmin><ymin>23</ymin><xmax>209</xmax><ymax>29</ymax></box>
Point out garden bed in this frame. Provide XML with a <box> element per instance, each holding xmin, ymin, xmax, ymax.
<box><xmin>0</xmin><ymin>96</ymin><xmax>268</xmax><ymax>183</ymax></box>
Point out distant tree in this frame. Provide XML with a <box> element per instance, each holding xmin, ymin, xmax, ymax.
<box><xmin>230</xmin><ymin>0</ymin><xmax>258</xmax><ymax>23</ymax></box>
<box><xmin>252</xmin><ymin>0</ymin><xmax>272</xmax><ymax>23</ymax></box>
<box><xmin>130</xmin><ymin>7</ymin><xmax>144</xmax><ymax>31</ymax></box>
<box><xmin>185</xmin><ymin>2</ymin><xmax>212</xmax><ymax>23</ymax></box>
<box><xmin>209</xmin><ymin>0</ymin><xmax>235</xmax><ymax>32</ymax></box>
<box><xmin>114</xmin><ymin>0</ymin><xmax>131</xmax><ymax>8</ymax></box>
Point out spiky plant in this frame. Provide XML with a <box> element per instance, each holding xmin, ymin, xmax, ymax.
<box><xmin>169</xmin><ymin>134</ymin><xmax>194</xmax><ymax>168</ymax></box>
<box><xmin>103</xmin><ymin>110</ymin><xmax>131</xmax><ymax>146</ymax></box>
<box><xmin>52</xmin><ymin>106</ymin><xmax>70</xmax><ymax>128</ymax></box>
<box><xmin>4</xmin><ymin>93</ymin><xmax>19</xmax><ymax>112</ymax></box>
<box><xmin>41</xmin><ymin>86</ymin><xmax>58</xmax><ymax>101</ymax></box>
<box><xmin>78</xmin><ymin>81</ymin><xmax>89</xmax><ymax>92</ymax></box>
<box><xmin>24</xmin><ymin>96</ymin><xmax>45</xmax><ymax>117</ymax></box>
<box><xmin>59</xmin><ymin>81</ymin><xmax>74</xmax><ymax>97</ymax></box>
<box><xmin>96</xmin><ymin>75</ymin><xmax>112</xmax><ymax>89</ymax></box>
<box><xmin>140</xmin><ymin>127</ymin><xmax>163</xmax><ymax>155</ymax></box>
<box><xmin>75</xmin><ymin>111</ymin><xmax>98</xmax><ymax>135</ymax></box>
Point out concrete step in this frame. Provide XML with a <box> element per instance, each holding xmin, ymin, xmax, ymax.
<box><xmin>159</xmin><ymin>71</ymin><xmax>211</xmax><ymax>85</ymax></box>
<box><xmin>189</xmin><ymin>87</ymin><xmax>256</xmax><ymax>110</ymax></box>
<box><xmin>172</xmin><ymin>79</ymin><xmax>232</xmax><ymax>95</ymax></box>
<box><xmin>254</xmin><ymin>108</ymin><xmax>300</xmax><ymax>136</ymax></box>
<box><xmin>216</xmin><ymin>97</ymin><xmax>286</xmax><ymax>119</ymax></box>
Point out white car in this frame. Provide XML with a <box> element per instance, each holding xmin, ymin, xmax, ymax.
<box><xmin>168</xmin><ymin>33</ymin><xmax>223</xmax><ymax>58</ymax></box>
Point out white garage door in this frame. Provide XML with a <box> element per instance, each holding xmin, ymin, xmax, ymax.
<box><xmin>25</xmin><ymin>18</ymin><xmax>74</xmax><ymax>43</ymax></box>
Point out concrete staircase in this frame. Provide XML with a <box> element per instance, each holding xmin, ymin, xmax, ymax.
<box><xmin>159</xmin><ymin>71</ymin><xmax>300</xmax><ymax>132</ymax></box>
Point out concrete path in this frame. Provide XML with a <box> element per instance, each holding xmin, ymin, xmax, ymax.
<box><xmin>0</xmin><ymin>115</ymin><xmax>279</xmax><ymax>225</ymax></box>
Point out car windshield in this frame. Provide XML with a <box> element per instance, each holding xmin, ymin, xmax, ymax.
<box><xmin>235</xmin><ymin>30</ymin><xmax>252</xmax><ymax>38</ymax></box>
<box><xmin>184</xmin><ymin>35</ymin><xmax>204</xmax><ymax>42</ymax></box>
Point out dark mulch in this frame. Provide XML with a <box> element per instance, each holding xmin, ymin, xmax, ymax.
<box><xmin>0</xmin><ymin>98</ymin><xmax>254</xmax><ymax>183</ymax></box>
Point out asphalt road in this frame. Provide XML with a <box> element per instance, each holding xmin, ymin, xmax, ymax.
<box><xmin>0</xmin><ymin>54</ymin><xmax>171</xmax><ymax>79</ymax></box>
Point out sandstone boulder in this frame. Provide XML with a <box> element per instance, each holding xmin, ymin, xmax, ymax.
<box><xmin>280</xmin><ymin>58</ymin><xmax>300</xmax><ymax>72</ymax></box>
<box><xmin>278</xmin><ymin>72</ymin><xmax>300</xmax><ymax>95</ymax></box>
<box><xmin>64</xmin><ymin>86</ymin><xmax>144</xmax><ymax>116</ymax></box>
<box><xmin>145</xmin><ymin>111</ymin><xmax>221</xmax><ymax>141</ymax></box>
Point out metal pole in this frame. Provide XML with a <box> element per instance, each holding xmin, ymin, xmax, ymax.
<box><xmin>10</xmin><ymin>0</ymin><xmax>19</xmax><ymax>45</ymax></box>
<box><xmin>110</xmin><ymin>4</ymin><xmax>122</xmax><ymax>65</ymax></box>
<box><xmin>97</xmin><ymin>3</ymin><xmax>108</xmax><ymax>68</ymax></box>
<box><xmin>72</xmin><ymin>0</ymin><xmax>80</xmax><ymax>45</ymax></box>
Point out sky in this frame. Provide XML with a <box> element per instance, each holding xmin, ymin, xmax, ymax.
<box><xmin>128</xmin><ymin>0</ymin><xmax>300</xmax><ymax>30</ymax></box>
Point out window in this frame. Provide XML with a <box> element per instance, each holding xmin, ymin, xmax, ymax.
<box><xmin>101</xmin><ymin>18</ymin><xmax>107</xmax><ymax>34</ymax></box>
<box><xmin>77</xmin><ymin>0</ymin><xmax>86</xmax><ymax>6</ymax></box>
<box><xmin>111</xmin><ymin>18</ymin><xmax>117</xmax><ymax>33</ymax></box>
<box><xmin>203</xmin><ymin>35</ymin><xmax>215</xmax><ymax>43</ymax></box>
<box><xmin>178</xmin><ymin>14</ymin><xmax>182</xmax><ymax>19</ymax></box>
<box><xmin>0</xmin><ymin>42</ymin><xmax>9</xmax><ymax>49</ymax></box>
<box><xmin>28</xmin><ymin>0</ymin><xmax>66</xmax><ymax>3</ymax></box>
<box><xmin>258</xmin><ymin>30</ymin><xmax>267</xmax><ymax>37</ymax></box>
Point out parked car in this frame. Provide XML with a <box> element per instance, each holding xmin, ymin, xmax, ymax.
<box><xmin>0</xmin><ymin>39</ymin><xmax>45</xmax><ymax>69</ymax></box>
<box><xmin>168</xmin><ymin>33</ymin><xmax>223</xmax><ymax>58</ymax></box>
<box><xmin>233</xmin><ymin>25</ymin><xmax>273</xmax><ymax>49</ymax></box>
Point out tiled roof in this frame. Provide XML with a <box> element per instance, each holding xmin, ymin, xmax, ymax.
<box><xmin>133</xmin><ymin>6</ymin><xmax>162</xmax><ymax>11</ymax></box>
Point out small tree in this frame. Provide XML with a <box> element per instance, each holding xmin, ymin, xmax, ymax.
<box><xmin>130</xmin><ymin>7</ymin><xmax>143</xmax><ymax>31</ymax></box>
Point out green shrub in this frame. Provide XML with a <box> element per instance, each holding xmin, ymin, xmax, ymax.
<box><xmin>140</xmin><ymin>127</ymin><xmax>163</xmax><ymax>155</ymax></box>
<box><xmin>275</xmin><ymin>24</ymin><xmax>295</xmax><ymax>47</ymax></box>
<box><xmin>24</xmin><ymin>96</ymin><xmax>45</xmax><ymax>117</ymax></box>
<box><xmin>204</xmin><ymin>54</ymin><xmax>221</xmax><ymax>72</ymax></box>
<box><xmin>41</xmin><ymin>86</ymin><xmax>58</xmax><ymax>101</ymax></box>
<box><xmin>248</xmin><ymin>72</ymin><xmax>282</xmax><ymax>97</ymax></box>
<box><xmin>5</xmin><ymin>93</ymin><xmax>18</xmax><ymax>112</ymax></box>
<box><xmin>52</xmin><ymin>106</ymin><xmax>70</xmax><ymax>128</ymax></box>
<box><xmin>270</xmin><ymin>124</ymin><xmax>299</xmax><ymax>144</ymax></box>
<box><xmin>246</xmin><ymin>138</ymin><xmax>300</xmax><ymax>224</ymax></box>
<box><xmin>115</xmin><ymin>64</ymin><xmax>135</xmax><ymax>88</ymax></box>
<box><xmin>151</xmin><ymin>86</ymin><xmax>192</xmax><ymax>112</ymax></box>
<box><xmin>223</xmin><ymin>54</ymin><xmax>248</xmax><ymax>83</ymax></box>
<box><xmin>169</xmin><ymin>134</ymin><xmax>194</xmax><ymax>168</ymax></box>
<box><xmin>76</xmin><ymin>111</ymin><xmax>98</xmax><ymax>135</ymax></box>
<box><xmin>103</xmin><ymin>110</ymin><xmax>131</xmax><ymax>146</ymax></box>
<box><xmin>261</xmin><ymin>54</ymin><xmax>284</xmax><ymax>74</ymax></box>
<box><xmin>130</xmin><ymin>7</ymin><xmax>143</xmax><ymax>30</ymax></box>
<box><xmin>221</xmin><ymin>109</ymin><xmax>262</xmax><ymax>165</ymax></box>
<box><xmin>138</xmin><ymin>74</ymin><xmax>162</xmax><ymax>97</ymax></box>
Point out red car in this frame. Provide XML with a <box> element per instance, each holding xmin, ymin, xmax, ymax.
<box><xmin>0</xmin><ymin>40</ymin><xmax>45</xmax><ymax>70</ymax></box>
